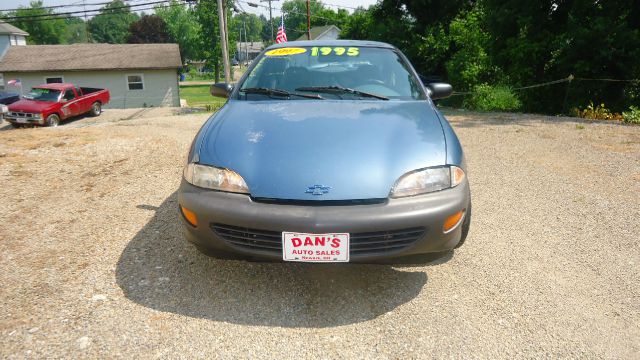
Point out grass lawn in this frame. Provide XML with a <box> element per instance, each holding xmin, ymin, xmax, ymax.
<box><xmin>179</xmin><ymin>84</ymin><xmax>226</xmax><ymax>109</ymax></box>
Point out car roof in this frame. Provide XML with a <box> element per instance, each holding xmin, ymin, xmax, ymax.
<box><xmin>34</xmin><ymin>83</ymin><xmax>75</xmax><ymax>90</ymax></box>
<box><xmin>265</xmin><ymin>39</ymin><xmax>397</xmax><ymax>51</ymax></box>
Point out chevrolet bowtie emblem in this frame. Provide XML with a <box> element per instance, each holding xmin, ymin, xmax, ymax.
<box><xmin>305</xmin><ymin>185</ymin><xmax>331</xmax><ymax>196</ymax></box>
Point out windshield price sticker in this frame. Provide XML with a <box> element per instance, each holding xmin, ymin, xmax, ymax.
<box><xmin>265</xmin><ymin>47</ymin><xmax>307</xmax><ymax>56</ymax></box>
<box><xmin>282</xmin><ymin>232</ymin><xmax>349</xmax><ymax>262</ymax></box>
<box><xmin>311</xmin><ymin>47</ymin><xmax>359</xmax><ymax>57</ymax></box>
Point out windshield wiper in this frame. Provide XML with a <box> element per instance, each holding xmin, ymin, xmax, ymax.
<box><xmin>295</xmin><ymin>86</ymin><xmax>389</xmax><ymax>100</ymax></box>
<box><xmin>239</xmin><ymin>87</ymin><xmax>324</xmax><ymax>100</ymax></box>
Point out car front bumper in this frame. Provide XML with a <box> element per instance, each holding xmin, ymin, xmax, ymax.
<box><xmin>177</xmin><ymin>179</ymin><xmax>471</xmax><ymax>262</ymax></box>
<box><xmin>4</xmin><ymin>116</ymin><xmax>44</xmax><ymax>125</ymax></box>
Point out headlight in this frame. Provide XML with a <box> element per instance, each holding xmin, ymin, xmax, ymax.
<box><xmin>183</xmin><ymin>163</ymin><xmax>249</xmax><ymax>194</ymax></box>
<box><xmin>33</xmin><ymin>113</ymin><xmax>43</xmax><ymax>119</ymax></box>
<box><xmin>390</xmin><ymin>166</ymin><xmax>465</xmax><ymax>198</ymax></box>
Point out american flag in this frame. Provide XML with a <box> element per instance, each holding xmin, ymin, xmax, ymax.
<box><xmin>276</xmin><ymin>14</ymin><xmax>287</xmax><ymax>43</ymax></box>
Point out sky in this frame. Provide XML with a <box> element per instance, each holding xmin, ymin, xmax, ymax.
<box><xmin>2</xmin><ymin>0</ymin><xmax>379</xmax><ymax>18</ymax></box>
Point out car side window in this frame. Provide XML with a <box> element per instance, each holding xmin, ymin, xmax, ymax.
<box><xmin>75</xmin><ymin>87</ymin><xmax>82</xmax><ymax>96</ymax></box>
<box><xmin>63</xmin><ymin>89</ymin><xmax>76</xmax><ymax>101</ymax></box>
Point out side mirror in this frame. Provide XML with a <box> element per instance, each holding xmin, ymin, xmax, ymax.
<box><xmin>426</xmin><ymin>83</ymin><xmax>453</xmax><ymax>100</ymax></box>
<box><xmin>210</xmin><ymin>83</ymin><xmax>233</xmax><ymax>98</ymax></box>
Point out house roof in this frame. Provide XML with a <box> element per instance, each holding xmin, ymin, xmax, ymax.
<box><xmin>0</xmin><ymin>43</ymin><xmax>181</xmax><ymax>72</ymax></box>
<box><xmin>0</xmin><ymin>21</ymin><xmax>29</xmax><ymax>36</ymax></box>
<box><xmin>295</xmin><ymin>25</ymin><xmax>340</xmax><ymax>41</ymax></box>
<box><xmin>236</xmin><ymin>41</ymin><xmax>264</xmax><ymax>53</ymax></box>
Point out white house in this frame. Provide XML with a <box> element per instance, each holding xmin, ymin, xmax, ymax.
<box><xmin>0</xmin><ymin>21</ymin><xmax>28</xmax><ymax>87</ymax></box>
<box><xmin>0</xmin><ymin>43</ymin><xmax>182</xmax><ymax>109</ymax></box>
<box><xmin>295</xmin><ymin>25</ymin><xmax>341</xmax><ymax>41</ymax></box>
<box><xmin>236</xmin><ymin>41</ymin><xmax>264</xmax><ymax>62</ymax></box>
<box><xmin>0</xmin><ymin>21</ymin><xmax>28</xmax><ymax>57</ymax></box>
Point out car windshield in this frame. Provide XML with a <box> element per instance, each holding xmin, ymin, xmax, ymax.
<box><xmin>238</xmin><ymin>46</ymin><xmax>425</xmax><ymax>100</ymax></box>
<box><xmin>24</xmin><ymin>88</ymin><xmax>61</xmax><ymax>102</ymax></box>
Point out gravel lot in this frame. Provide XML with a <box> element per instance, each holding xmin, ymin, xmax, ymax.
<box><xmin>0</xmin><ymin>108</ymin><xmax>638</xmax><ymax>358</ymax></box>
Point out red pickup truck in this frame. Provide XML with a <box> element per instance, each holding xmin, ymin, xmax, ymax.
<box><xmin>5</xmin><ymin>83</ymin><xmax>110</xmax><ymax>127</ymax></box>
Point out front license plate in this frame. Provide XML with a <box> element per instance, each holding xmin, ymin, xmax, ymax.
<box><xmin>282</xmin><ymin>232</ymin><xmax>349</xmax><ymax>263</ymax></box>
<box><xmin>16</xmin><ymin>118</ymin><xmax>27</xmax><ymax>123</ymax></box>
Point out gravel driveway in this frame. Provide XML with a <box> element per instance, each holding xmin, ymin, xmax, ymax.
<box><xmin>0</xmin><ymin>109</ymin><xmax>638</xmax><ymax>358</ymax></box>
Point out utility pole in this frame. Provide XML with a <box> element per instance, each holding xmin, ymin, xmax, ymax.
<box><xmin>306</xmin><ymin>0</ymin><xmax>311</xmax><ymax>40</ymax></box>
<box><xmin>260</xmin><ymin>0</ymin><xmax>279</xmax><ymax>41</ymax></box>
<box><xmin>243</xmin><ymin>21</ymin><xmax>249</xmax><ymax>65</ymax></box>
<box><xmin>233</xmin><ymin>4</ymin><xmax>251</xmax><ymax>66</ymax></box>
<box><xmin>82</xmin><ymin>0</ymin><xmax>90</xmax><ymax>42</ymax></box>
<box><xmin>217</xmin><ymin>0</ymin><xmax>231</xmax><ymax>82</ymax></box>
<box><xmin>238</xmin><ymin>25</ymin><xmax>242</xmax><ymax>66</ymax></box>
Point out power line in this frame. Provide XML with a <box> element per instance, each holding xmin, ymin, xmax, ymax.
<box><xmin>2</xmin><ymin>1</ymin><xmax>187</xmax><ymax>24</ymax></box>
<box><xmin>2</xmin><ymin>0</ymin><xmax>349</xmax><ymax>32</ymax></box>
<box><xmin>308</xmin><ymin>0</ymin><xmax>360</xmax><ymax>11</ymax></box>
<box><xmin>1</xmin><ymin>0</ymin><xmax>172</xmax><ymax>21</ymax></box>
<box><xmin>450</xmin><ymin>75</ymin><xmax>640</xmax><ymax>97</ymax></box>
<box><xmin>574</xmin><ymin>77</ymin><xmax>640</xmax><ymax>83</ymax></box>
<box><xmin>0</xmin><ymin>0</ymin><xmax>152</xmax><ymax>13</ymax></box>
<box><xmin>237</xmin><ymin>0</ymin><xmax>336</xmax><ymax>23</ymax></box>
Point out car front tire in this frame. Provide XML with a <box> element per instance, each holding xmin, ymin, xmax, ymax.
<box><xmin>45</xmin><ymin>114</ymin><xmax>60</xmax><ymax>127</ymax></box>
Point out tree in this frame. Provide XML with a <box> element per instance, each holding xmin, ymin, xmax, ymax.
<box><xmin>483</xmin><ymin>0</ymin><xmax>640</xmax><ymax>113</ymax></box>
<box><xmin>445</xmin><ymin>5</ymin><xmax>496</xmax><ymax>91</ymax></box>
<box><xmin>341</xmin><ymin>3</ymin><xmax>422</xmax><ymax>69</ymax></box>
<box><xmin>3</xmin><ymin>1</ymin><xmax>66</xmax><ymax>44</ymax></box>
<box><xmin>281</xmin><ymin>0</ymin><xmax>349</xmax><ymax>40</ymax></box>
<box><xmin>155</xmin><ymin>1</ymin><xmax>202</xmax><ymax>62</ymax></box>
<box><xmin>195</xmin><ymin>0</ymin><xmax>236</xmax><ymax>82</ymax></box>
<box><xmin>395</xmin><ymin>0</ymin><xmax>473</xmax><ymax>33</ymax></box>
<box><xmin>230</xmin><ymin>12</ymin><xmax>263</xmax><ymax>43</ymax></box>
<box><xmin>63</xmin><ymin>17</ymin><xmax>88</xmax><ymax>44</ymax></box>
<box><xmin>259</xmin><ymin>14</ymin><xmax>272</xmax><ymax>43</ymax></box>
<box><xmin>127</xmin><ymin>15</ymin><xmax>170</xmax><ymax>43</ymax></box>
<box><xmin>88</xmin><ymin>0</ymin><xmax>139</xmax><ymax>44</ymax></box>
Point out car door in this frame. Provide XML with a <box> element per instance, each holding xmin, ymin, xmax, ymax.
<box><xmin>60</xmin><ymin>88</ymin><xmax>81</xmax><ymax>118</ymax></box>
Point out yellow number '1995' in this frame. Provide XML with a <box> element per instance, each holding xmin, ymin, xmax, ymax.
<box><xmin>310</xmin><ymin>47</ymin><xmax>360</xmax><ymax>57</ymax></box>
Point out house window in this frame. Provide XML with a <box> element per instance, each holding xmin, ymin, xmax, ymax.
<box><xmin>45</xmin><ymin>76</ymin><xmax>64</xmax><ymax>84</ymax></box>
<box><xmin>127</xmin><ymin>74</ymin><xmax>144</xmax><ymax>90</ymax></box>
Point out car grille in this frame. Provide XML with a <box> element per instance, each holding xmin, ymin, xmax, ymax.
<box><xmin>10</xmin><ymin>112</ymin><xmax>34</xmax><ymax>117</ymax></box>
<box><xmin>211</xmin><ymin>223</ymin><xmax>426</xmax><ymax>256</ymax></box>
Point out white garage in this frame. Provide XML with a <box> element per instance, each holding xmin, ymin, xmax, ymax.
<box><xmin>0</xmin><ymin>43</ymin><xmax>182</xmax><ymax>109</ymax></box>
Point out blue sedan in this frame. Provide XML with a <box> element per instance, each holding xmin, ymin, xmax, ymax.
<box><xmin>178</xmin><ymin>40</ymin><xmax>471</xmax><ymax>263</ymax></box>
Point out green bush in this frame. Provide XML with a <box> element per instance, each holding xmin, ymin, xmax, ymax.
<box><xmin>464</xmin><ymin>84</ymin><xmax>521</xmax><ymax>112</ymax></box>
<box><xmin>622</xmin><ymin>106</ymin><xmax>640</xmax><ymax>124</ymax></box>
<box><xmin>445</xmin><ymin>7</ymin><xmax>495</xmax><ymax>92</ymax></box>
<box><xmin>572</xmin><ymin>102</ymin><xmax>623</xmax><ymax>120</ymax></box>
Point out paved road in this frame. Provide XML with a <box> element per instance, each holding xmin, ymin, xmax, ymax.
<box><xmin>0</xmin><ymin>110</ymin><xmax>638</xmax><ymax>358</ymax></box>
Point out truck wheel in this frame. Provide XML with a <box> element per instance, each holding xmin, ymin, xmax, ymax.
<box><xmin>90</xmin><ymin>102</ymin><xmax>102</xmax><ymax>117</ymax></box>
<box><xmin>45</xmin><ymin>114</ymin><xmax>60</xmax><ymax>127</ymax></box>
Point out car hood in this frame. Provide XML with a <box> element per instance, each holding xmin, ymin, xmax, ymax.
<box><xmin>198</xmin><ymin>100</ymin><xmax>446</xmax><ymax>200</ymax></box>
<box><xmin>8</xmin><ymin>99</ymin><xmax>56</xmax><ymax>113</ymax></box>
